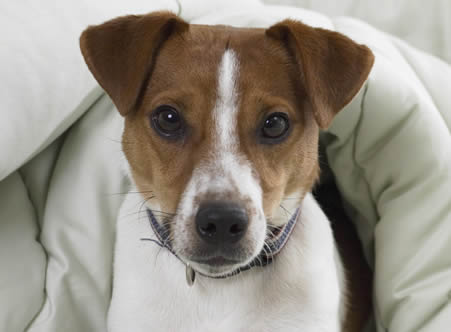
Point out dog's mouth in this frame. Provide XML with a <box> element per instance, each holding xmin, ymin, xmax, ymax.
<box><xmin>180</xmin><ymin>245</ymin><xmax>256</xmax><ymax>277</ymax></box>
<box><xmin>189</xmin><ymin>255</ymin><xmax>243</xmax><ymax>277</ymax></box>
<box><xmin>193</xmin><ymin>256</ymin><xmax>240</xmax><ymax>266</ymax></box>
<box><xmin>146</xmin><ymin>206</ymin><xmax>299</xmax><ymax>278</ymax></box>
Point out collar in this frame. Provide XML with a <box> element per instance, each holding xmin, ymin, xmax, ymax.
<box><xmin>144</xmin><ymin>207</ymin><xmax>300</xmax><ymax>286</ymax></box>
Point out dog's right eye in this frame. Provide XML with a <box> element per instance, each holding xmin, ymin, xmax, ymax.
<box><xmin>150</xmin><ymin>105</ymin><xmax>184</xmax><ymax>139</ymax></box>
<box><xmin>259</xmin><ymin>112</ymin><xmax>290</xmax><ymax>144</ymax></box>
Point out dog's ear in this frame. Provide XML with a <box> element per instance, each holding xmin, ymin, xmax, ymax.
<box><xmin>80</xmin><ymin>12</ymin><xmax>188</xmax><ymax>116</ymax></box>
<box><xmin>266</xmin><ymin>20</ymin><xmax>374</xmax><ymax>128</ymax></box>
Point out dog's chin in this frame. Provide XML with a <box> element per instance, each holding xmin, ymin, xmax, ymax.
<box><xmin>189</xmin><ymin>261</ymin><xmax>240</xmax><ymax>277</ymax></box>
<box><xmin>187</xmin><ymin>256</ymin><xmax>255</xmax><ymax>277</ymax></box>
<box><xmin>179</xmin><ymin>251</ymin><xmax>259</xmax><ymax>277</ymax></box>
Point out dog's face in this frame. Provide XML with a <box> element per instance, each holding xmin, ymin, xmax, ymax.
<box><xmin>81</xmin><ymin>12</ymin><xmax>373</xmax><ymax>276</ymax></box>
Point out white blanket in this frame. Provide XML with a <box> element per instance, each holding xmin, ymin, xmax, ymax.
<box><xmin>1</xmin><ymin>1</ymin><xmax>450</xmax><ymax>332</ymax></box>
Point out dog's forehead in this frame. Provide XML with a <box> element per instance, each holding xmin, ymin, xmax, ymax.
<box><xmin>183</xmin><ymin>24</ymin><xmax>268</xmax><ymax>57</ymax></box>
<box><xmin>150</xmin><ymin>24</ymin><xmax>297</xmax><ymax>92</ymax></box>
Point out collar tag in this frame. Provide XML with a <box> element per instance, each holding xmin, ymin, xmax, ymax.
<box><xmin>186</xmin><ymin>264</ymin><xmax>196</xmax><ymax>286</ymax></box>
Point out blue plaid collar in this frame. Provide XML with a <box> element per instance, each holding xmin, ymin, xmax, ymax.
<box><xmin>144</xmin><ymin>207</ymin><xmax>300</xmax><ymax>286</ymax></box>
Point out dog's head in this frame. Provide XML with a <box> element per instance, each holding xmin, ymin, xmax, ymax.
<box><xmin>80</xmin><ymin>12</ymin><xmax>373</xmax><ymax>276</ymax></box>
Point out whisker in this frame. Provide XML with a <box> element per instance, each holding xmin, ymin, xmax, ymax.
<box><xmin>137</xmin><ymin>195</ymin><xmax>158</xmax><ymax>221</ymax></box>
<box><xmin>119</xmin><ymin>196</ymin><xmax>156</xmax><ymax>219</ymax></box>
<box><xmin>147</xmin><ymin>209</ymin><xmax>176</xmax><ymax>216</ymax></box>
<box><xmin>279</xmin><ymin>204</ymin><xmax>291</xmax><ymax>220</ymax></box>
<box><xmin>263</xmin><ymin>240</ymin><xmax>274</xmax><ymax>263</ymax></box>
<box><xmin>140</xmin><ymin>238</ymin><xmax>164</xmax><ymax>247</ymax></box>
<box><xmin>105</xmin><ymin>137</ymin><xmax>137</xmax><ymax>145</ymax></box>
<box><xmin>126</xmin><ymin>213</ymin><xmax>172</xmax><ymax>221</ymax></box>
<box><xmin>106</xmin><ymin>190</ymin><xmax>154</xmax><ymax>196</ymax></box>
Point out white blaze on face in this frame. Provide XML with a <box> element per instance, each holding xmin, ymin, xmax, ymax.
<box><xmin>174</xmin><ymin>49</ymin><xmax>266</xmax><ymax>262</ymax></box>
<box><xmin>210</xmin><ymin>50</ymin><xmax>262</xmax><ymax>208</ymax></box>
<box><xmin>215</xmin><ymin>49</ymin><xmax>239</xmax><ymax>151</ymax></box>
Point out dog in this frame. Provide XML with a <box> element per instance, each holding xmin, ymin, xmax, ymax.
<box><xmin>80</xmin><ymin>11</ymin><xmax>374</xmax><ymax>332</ymax></box>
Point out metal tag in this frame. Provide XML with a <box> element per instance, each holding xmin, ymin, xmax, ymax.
<box><xmin>186</xmin><ymin>264</ymin><xmax>196</xmax><ymax>286</ymax></box>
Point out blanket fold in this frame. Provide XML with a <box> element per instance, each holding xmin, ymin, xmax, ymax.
<box><xmin>1</xmin><ymin>2</ymin><xmax>450</xmax><ymax>332</ymax></box>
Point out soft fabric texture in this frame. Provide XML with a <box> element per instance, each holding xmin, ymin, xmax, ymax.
<box><xmin>263</xmin><ymin>0</ymin><xmax>451</xmax><ymax>65</ymax></box>
<box><xmin>1</xmin><ymin>1</ymin><xmax>450</xmax><ymax>332</ymax></box>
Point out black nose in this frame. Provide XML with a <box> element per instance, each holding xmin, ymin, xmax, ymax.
<box><xmin>195</xmin><ymin>201</ymin><xmax>249</xmax><ymax>245</ymax></box>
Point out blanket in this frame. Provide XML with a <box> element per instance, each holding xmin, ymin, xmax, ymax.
<box><xmin>1</xmin><ymin>1</ymin><xmax>450</xmax><ymax>331</ymax></box>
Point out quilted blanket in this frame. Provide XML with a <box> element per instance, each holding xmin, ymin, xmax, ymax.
<box><xmin>1</xmin><ymin>1</ymin><xmax>450</xmax><ymax>331</ymax></box>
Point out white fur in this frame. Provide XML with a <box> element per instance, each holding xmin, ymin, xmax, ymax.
<box><xmin>108</xmin><ymin>189</ymin><xmax>343</xmax><ymax>332</ymax></box>
<box><xmin>215</xmin><ymin>49</ymin><xmax>239</xmax><ymax>150</ymax></box>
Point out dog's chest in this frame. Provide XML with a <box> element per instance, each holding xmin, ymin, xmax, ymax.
<box><xmin>109</xmin><ymin>252</ymin><xmax>326</xmax><ymax>332</ymax></box>
<box><xmin>108</xmin><ymin>239</ymin><xmax>300</xmax><ymax>331</ymax></box>
<box><xmin>129</xmin><ymin>265</ymin><xmax>278</xmax><ymax>332</ymax></box>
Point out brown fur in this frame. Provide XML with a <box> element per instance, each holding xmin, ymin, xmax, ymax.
<box><xmin>80</xmin><ymin>12</ymin><xmax>189</xmax><ymax>115</ymax></box>
<box><xmin>266</xmin><ymin>19</ymin><xmax>375</xmax><ymax>128</ymax></box>
<box><xmin>80</xmin><ymin>11</ymin><xmax>374</xmax><ymax>332</ymax></box>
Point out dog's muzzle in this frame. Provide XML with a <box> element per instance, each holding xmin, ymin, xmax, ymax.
<box><xmin>144</xmin><ymin>204</ymin><xmax>300</xmax><ymax>287</ymax></box>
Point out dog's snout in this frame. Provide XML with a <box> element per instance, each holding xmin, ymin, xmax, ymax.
<box><xmin>195</xmin><ymin>201</ymin><xmax>248</xmax><ymax>245</ymax></box>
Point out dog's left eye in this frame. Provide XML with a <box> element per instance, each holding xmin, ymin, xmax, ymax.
<box><xmin>260</xmin><ymin>112</ymin><xmax>290</xmax><ymax>142</ymax></box>
<box><xmin>151</xmin><ymin>105</ymin><xmax>184</xmax><ymax>139</ymax></box>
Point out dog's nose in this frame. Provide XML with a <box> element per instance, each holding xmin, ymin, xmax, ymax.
<box><xmin>195</xmin><ymin>201</ymin><xmax>248</xmax><ymax>245</ymax></box>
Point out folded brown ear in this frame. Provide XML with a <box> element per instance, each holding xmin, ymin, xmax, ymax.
<box><xmin>266</xmin><ymin>20</ymin><xmax>374</xmax><ymax>128</ymax></box>
<box><xmin>80</xmin><ymin>12</ymin><xmax>188</xmax><ymax>116</ymax></box>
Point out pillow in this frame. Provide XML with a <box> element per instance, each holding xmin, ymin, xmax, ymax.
<box><xmin>0</xmin><ymin>0</ymin><xmax>180</xmax><ymax>181</ymax></box>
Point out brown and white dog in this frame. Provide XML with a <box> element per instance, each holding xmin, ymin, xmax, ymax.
<box><xmin>80</xmin><ymin>11</ymin><xmax>374</xmax><ymax>332</ymax></box>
